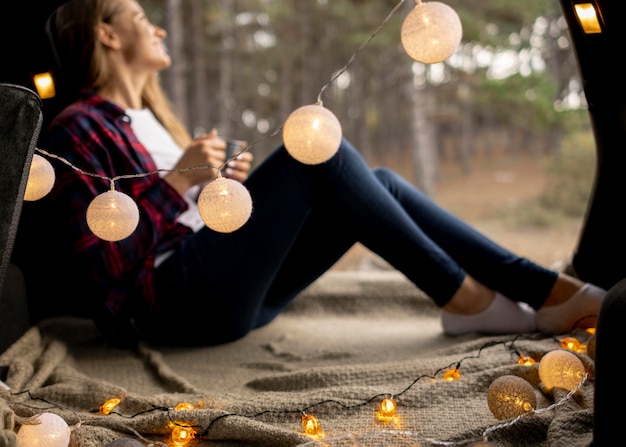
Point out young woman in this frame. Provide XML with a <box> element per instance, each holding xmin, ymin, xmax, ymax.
<box><xmin>19</xmin><ymin>0</ymin><xmax>606</xmax><ymax>347</ymax></box>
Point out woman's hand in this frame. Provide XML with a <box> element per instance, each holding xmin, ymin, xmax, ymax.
<box><xmin>223</xmin><ymin>150</ymin><xmax>254</xmax><ymax>183</ymax></box>
<box><xmin>164</xmin><ymin>129</ymin><xmax>226</xmax><ymax>195</ymax></box>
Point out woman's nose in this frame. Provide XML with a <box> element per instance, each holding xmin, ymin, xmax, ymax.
<box><xmin>154</xmin><ymin>25</ymin><xmax>167</xmax><ymax>38</ymax></box>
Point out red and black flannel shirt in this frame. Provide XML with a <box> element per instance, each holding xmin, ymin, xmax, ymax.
<box><xmin>43</xmin><ymin>92</ymin><xmax>192</xmax><ymax>317</ymax></box>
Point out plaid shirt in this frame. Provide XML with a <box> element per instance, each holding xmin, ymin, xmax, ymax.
<box><xmin>44</xmin><ymin>92</ymin><xmax>192</xmax><ymax>317</ymax></box>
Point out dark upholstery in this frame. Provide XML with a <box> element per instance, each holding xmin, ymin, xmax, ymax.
<box><xmin>0</xmin><ymin>83</ymin><xmax>42</xmax><ymax>353</ymax></box>
<box><xmin>592</xmin><ymin>278</ymin><xmax>626</xmax><ymax>446</ymax></box>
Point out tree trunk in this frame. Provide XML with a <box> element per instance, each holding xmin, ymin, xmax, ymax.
<box><xmin>410</xmin><ymin>81</ymin><xmax>438</xmax><ymax>197</ymax></box>
<box><xmin>189</xmin><ymin>0</ymin><xmax>209</xmax><ymax>136</ymax></box>
<box><xmin>164</xmin><ymin>0</ymin><xmax>188</xmax><ymax>127</ymax></box>
<box><xmin>218</xmin><ymin>0</ymin><xmax>235</xmax><ymax>137</ymax></box>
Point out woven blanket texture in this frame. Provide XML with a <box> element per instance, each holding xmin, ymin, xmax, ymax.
<box><xmin>0</xmin><ymin>271</ymin><xmax>595</xmax><ymax>447</ymax></box>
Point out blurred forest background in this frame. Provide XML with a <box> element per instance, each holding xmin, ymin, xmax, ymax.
<box><xmin>142</xmin><ymin>0</ymin><xmax>596</xmax><ymax>269</ymax></box>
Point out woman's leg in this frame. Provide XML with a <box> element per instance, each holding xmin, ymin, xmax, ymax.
<box><xmin>146</xmin><ymin>139</ymin><xmax>471</xmax><ymax>344</ymax></box>
<box><xmin>255</xmin><ymin>143</ymin><xmax>605</xmax><ymax>335</ymax></box>
<box><xmin>144</xmin><ymin>139</ymin><xmax>603</xmax><ymax>345</ymax></box>
<box><xmin>367</xmin><ymin>167</ymin><xmax>606</xmax><ymax>333</ymax></box>
<box><xmin>368</xmin><ymin>167</ymin><xmax>557</xmax><ymax>308</ymax></box>
<box><xmin>144</xmin><ymin>144</ymin><xmax>358</xmax><ymax>344</ymax></box>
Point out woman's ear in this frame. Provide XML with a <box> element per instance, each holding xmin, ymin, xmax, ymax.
<box><xmin>96</xmin><ymin>22</ymin><xmax>120</xmax><ymax>49</ymax></box>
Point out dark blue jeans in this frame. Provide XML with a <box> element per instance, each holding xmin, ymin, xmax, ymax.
<box><xmin>142</xmin><ymin>139</ymin><xmax>557</xmax><ymax>345</ymax></box>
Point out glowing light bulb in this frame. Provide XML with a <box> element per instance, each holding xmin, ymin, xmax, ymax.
<box><xmin>100</xmin><ymin>398</ymin><xmax>121</xmax><ymax>415</ymax></box>
<box><xmin>24</xmin><ymin>153</ymin><xmax>55</xmax><ymax>201</ymax></box>
<box><xmin>487</xmin><ymin>375</ymin><xmax>537</xmax><ymax>420</ymax></box>
<box><xmin>442</xmin><ymin>367</ymin><xmax>461</xmax><ymax>381</ymax></box>
<box><xmin>16</xmin><ymin>412</ymin><xmax>71</xmax><ymax>447</ymax></box>
<box><xmin>86</xmin><ymin>190</ymin><xmax>140</xmax><ymax>241</ymax></box>
<box><xmin>518</xmin><ymin>355</ymin><xmax>536</xmax><ymax>366</ymax></box>
<box><xmin>33</xmin><ymin>72</ymin><xmax>56</xmax><ymax>99</ymax></box>
<box><xmin>197</xmin><ymin>177</ymin><xmax>253</xmax><ymax>233</ymax></box>
<box><xmin>400</xmin><ymin>1</ymin><xmax>463</xmax><ymax>64</ymax></box>
<box><xmin>171</xmin><ymin>425</ymin><xmax>195</xmax><ymax>446</ymax></box>
<box><xmin>174</xmin><ymin>402</ymin><xmax>195</xmax><ymax>411</ymax></box>
<box><xmin>282</xmin><ymin>104</ymin><xmax>342</xmax><ymax>165</ymax></box>
<box><xmin>301</xmin><ymin>413</ymin><xmax>324</xmax><ymax>437</ymax></box>
<box><xmin>538</xmin><ymin>349</ymin><xmax>586</xmax><ymax>392</ymax></box>
<box><xmin>559</xmin><ymin>337</ymin><xmax>582</xmax><ymax>352</ymax></box>
<box><xmin>376</xmin><ymin>397</ymin><xmax>397</xmax><ymax>421</ymax></box>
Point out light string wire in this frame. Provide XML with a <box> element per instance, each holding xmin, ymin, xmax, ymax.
<box><xmin>316</xmin><ymin>0</ymin><xmax>409</xmax><ymax>104</ymax></box>
<box><xmin>295</xmin><ymin>371</ymin><xmax>589</xmax><ymax>447</ymax></box>
<box><xmin>194</xmin><ymin>338</ymin><xmax>527</xmax><ymax>437</ymax></box>
<box><xmin>3</xmin><ymin>332</ymin><xmax>595</xmax><ymax>446</ymax></box>
<box><xmin>3</xmin><ymin>391</ymin><xmax>170</xmax><ymax>447</ymax></box>
<box><xmin>36</xmin><ymin>147</ymin><xmax>220</xmax><ymax>191</ymax></box>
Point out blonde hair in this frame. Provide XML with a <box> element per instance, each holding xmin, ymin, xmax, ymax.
<box><xmin>53</xmin><ymin>0</ymin><xmax>191</xmax><ymax>148</ymax></box>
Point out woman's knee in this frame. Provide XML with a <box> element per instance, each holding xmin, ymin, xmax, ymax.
<box><xmin>372</xmin><ymin>166</ymin><xmax>399</xmax><ymax>185</ymax></box>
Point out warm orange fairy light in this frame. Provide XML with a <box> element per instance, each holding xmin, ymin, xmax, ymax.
<box><xmin>574</xmin><ymin>3</ymin><xmax>602</xmax><ymax>34</ymax></box>
<box><xmin>33</xmin><ymin>72</ymin><xmax>56</xmax><ymax>99</ymax></box>
<box><xmin>560</xmin><ymin>337</ymin><xmax>587</xmax><ymax>353</ymax></box>
<box><xmin>442</xmin><ymin>368</ymin><xmax>461</xmax><ymax>381</ymax></box>
<box><xmin>376</xmin><ymin>397</ymin><xmax>397</xmax><ymax>421</ymax></box>
<box><xmin>100</xmin><ymin>398</ymin><xmax>121</xmax><ymax>415</ymax></box>
<box><xmin>174</xmin><ymin>402</ymin><xmax>195</xmax><ymax>411</ymax></box>
<box><xmin>518</xmin><ymin>355</ymin><xmax>536</xmax><ymax>366</ymax></box>
<box><xmin>171</xmin><ymin>425</ymin><xmax>195</xmax><ymax>446</ymax></box>
<box><xmin>301</xmin><ymin>413</ymin><xmax>324</xmax><ymax>438</ymax></box>
<box><xmin>559</xmin><ymin>337</ymin><xmax>582</xmax><ymax>351</ymax></box>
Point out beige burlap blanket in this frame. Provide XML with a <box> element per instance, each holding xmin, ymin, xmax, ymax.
<box><xmin>0</xmin><ymin>271</ymin><xmax>595</xmax><ymax>447</ymax></box>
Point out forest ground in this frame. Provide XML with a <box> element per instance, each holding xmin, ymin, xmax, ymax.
<box><xmin>331</xmin><ymin>151</ymin><xmax>584</xmax><ymax>272</ymax></box>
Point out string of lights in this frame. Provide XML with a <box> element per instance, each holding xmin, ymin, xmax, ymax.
<box><xmin>4</xmin><ymin>331</ymin><xmax>595</xmax><ymax>446</ymax></box>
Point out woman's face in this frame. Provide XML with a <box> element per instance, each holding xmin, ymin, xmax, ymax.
<box><xmin>106</xmin><ymin>0</ymin><xmax>170</xmax><ymax>74</ymax></box>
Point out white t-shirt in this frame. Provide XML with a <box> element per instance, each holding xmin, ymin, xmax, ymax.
<box><xmin>125</xmin><ymin>108</ymin><xmax>204</xmax><ymax>233</ymax></box>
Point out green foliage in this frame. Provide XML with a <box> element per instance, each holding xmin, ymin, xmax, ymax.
<box><xmin>473</xmin><ymin>73</ymin><xmax>560</xmax><ymax>129</ymax></box>
<box><xmin>497</xmin><ymin>200</ymin><xmax>566</xmax><ymax>228</ymax></box>
<box><xmin>152</xmin><ymin>0</ymin><xmax>589</xmax><ymax>178</ymax></box>
<box><xmin>449</xmin><ymin>0</ymin><xmax>558</xmax><ymax>44</ymax></box>
<box><xmin>540</xmin><ymin>132</ymin><xmax>596</xmax><ymax>216</ymax></box>
<box><xmin>488</xmin><ymin>131</ymin><xmax>596</xmax><ymax>228</ymax></box>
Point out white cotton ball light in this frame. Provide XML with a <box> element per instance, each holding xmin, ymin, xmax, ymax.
<box><xmin>400</xmin><ymin>1</ymin><xmax>463</xmax><ymax>64</ymax></box>
<box><xmin>198</xmin><ymin>177</ymin><xmax>253</xmax><ymax>233</ymax></box>
<box><xmin>487</xmin><ymin>375</ymin><xmax>537</xmax><ymax>420</ymax></box>
<box><xmin>16</xmin><ymin>412</ymin><xmax>71</xmax><ymax>447</ymax></box>
<box><xmin>538</xmin><ymin>349</ymin><xmax>586</xmax><ymax>392</ymax></box>
<box><xmin>24</xmin><ymin>153</ymin><xmax>55</xmax><ymax>201</ymax></box>
<box><xmin>282</xmin><ymin>104</ymin><xmax>342</xmax><ymax>165</ymax></box>
<box><xmin>86</xmin><ymin>190</ymin><xmax>140</xmax><ymax>241</ymax></box>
